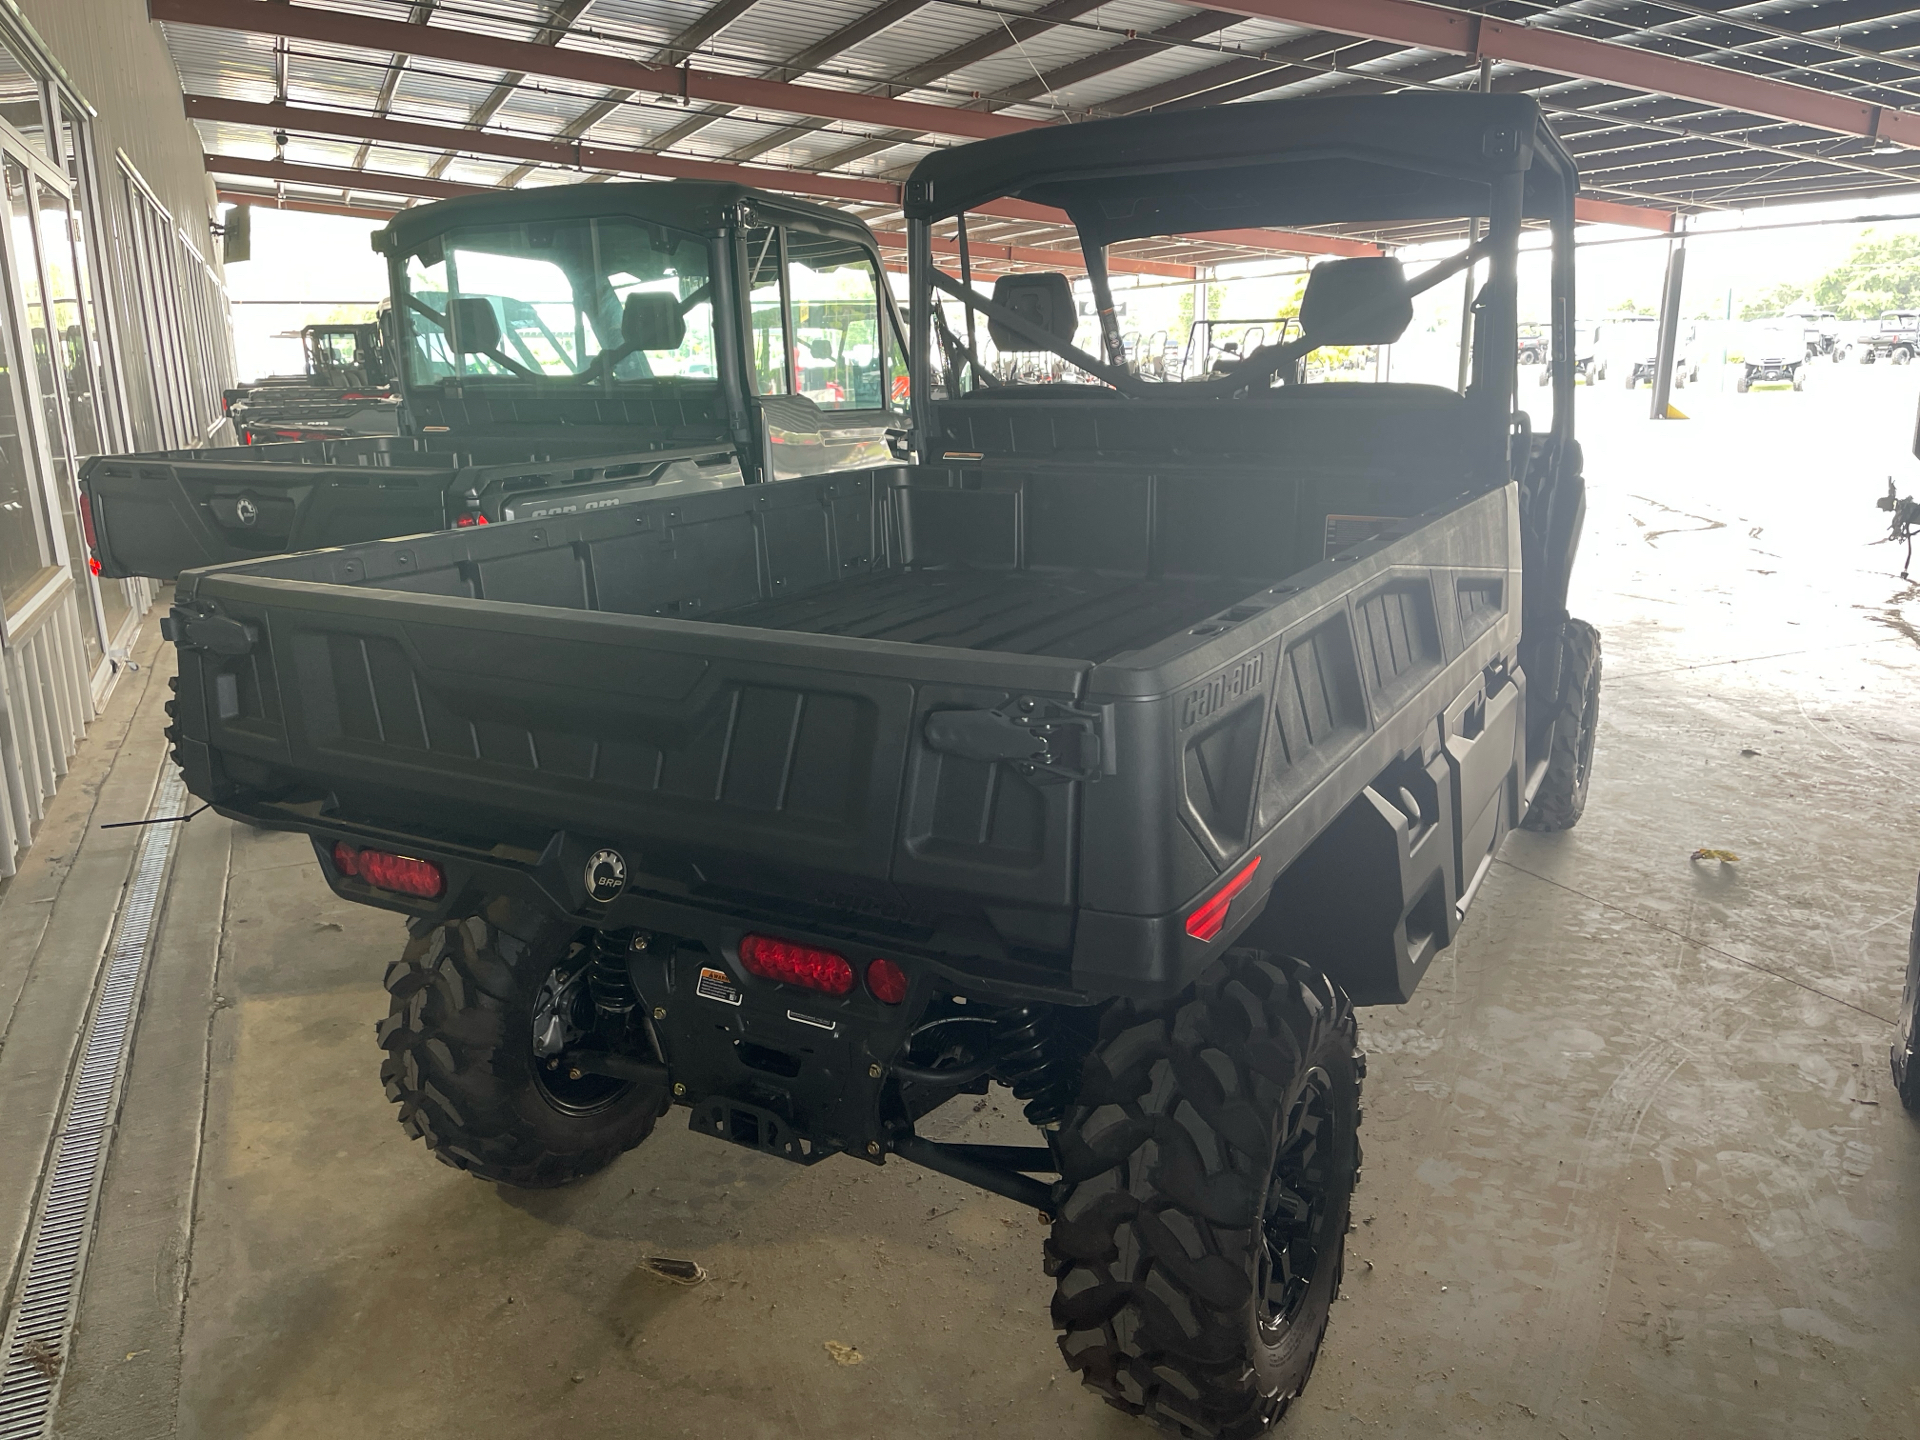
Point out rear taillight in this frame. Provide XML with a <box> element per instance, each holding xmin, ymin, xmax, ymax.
<box><xmin>738</xmin><ymin>934</ymin><xmax>854</xmax><ymax>996</ymax></box>
<box><xmin>1185</xmin><ymin>855</ymin><xmax>1262</xmax><ymax>942</ymax></box>
<box><xmin>78</xmin><ymin>492</ymin><xmax>97</xmax><ymax>551</ymax></box>
<box><xmin>865</xmin><ymin>958</ymin><xmax>908</xmax><ymax>1004</ymax></box>
<box><xmin>453</xmin><ymin>512</ymin><xmax>489</xmax><ymax>527</ymax></box>
<box><xmin>332</xmin><ymin>841</ymin><xmax>444</xmax><ymax>899</ymax></box>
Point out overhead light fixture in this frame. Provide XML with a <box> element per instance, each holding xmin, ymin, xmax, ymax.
<box><xmin>1872</xmin><ymin>139</ymin><xmax>1903</xmax><ymax>155</ymax></box>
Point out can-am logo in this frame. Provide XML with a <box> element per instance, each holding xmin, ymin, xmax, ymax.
<box><xmin>1181</xmin><ymin>654</ymin><xmax>1264</xmax><ymax>729</ymax></box>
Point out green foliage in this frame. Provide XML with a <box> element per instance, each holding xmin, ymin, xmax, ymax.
<box><xmin>1608</xmin><ymin>297</ymin><xmax>1654</xmax><ymax>316</ymax></box>
<box><xmin>1738</xmin><ymin>281</ymin><xmax>1804</xmax><ymax>320</ymax></box>
<box><xmin>1805</xmin><ymin>230</ymin><xmax>1920</xmax><ymax>318</ymax></box>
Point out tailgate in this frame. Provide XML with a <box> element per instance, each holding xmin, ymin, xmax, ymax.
<box><xmin>82</xmin><ymin>444</ymin><xmax>450</xmax><ymax>579</ymax></box>
<box><xmin>169</xmin><ymin>473</ymin><xmax>1089</xmax><ymax>923</ymax></box>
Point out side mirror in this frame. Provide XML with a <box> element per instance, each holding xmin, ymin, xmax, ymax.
<box><xmin>450</xmin><ymin>296</ymin><xmax>502</xmax><ymax>355</ymax></box>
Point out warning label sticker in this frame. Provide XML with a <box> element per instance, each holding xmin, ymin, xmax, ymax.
<box><xmin>696</xmin><ymin>966</ymin><xmax>743</xmax><ymax>1006</ymax></box>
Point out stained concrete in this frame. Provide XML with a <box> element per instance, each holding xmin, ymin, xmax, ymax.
<box><xmin>18</xmin><ymin>366</ymin><xmax>1920</xmax><ymax>1439</ymax></box>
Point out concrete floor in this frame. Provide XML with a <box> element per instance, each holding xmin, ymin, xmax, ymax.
<box><xmin>5</xmin><ymin>361</ymin><xmax>1919</xmax><ymax>1440</ymax></box>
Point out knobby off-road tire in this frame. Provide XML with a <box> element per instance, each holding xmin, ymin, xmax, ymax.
<box><xmin>1047</xmin><ymin>951</ymin><xmax>1363</xmax><ymax>1439</ymax></box>
<box><xmin>1896</xmin><ymin>893</ymin><xmax>1920</xmax><ymax>1114</ymax></box>
<box><xmin>377</xmin><ymin>899</ymin><xmax>667</xmax><ymax>1187</ymax></box>
<box><xmin>1522</xmin><ymin>617</ymin><xmax>1602</xmax><ymax>833</ymax></box>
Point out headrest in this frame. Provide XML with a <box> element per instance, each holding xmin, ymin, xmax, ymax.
<box><xmin>1298</xmin><ymin>257</ymin><xmax>1412</xmax><ymax>346</ymax></box>
<box><xmin>622</xmin><ymin>291</ymin><xmax>686</xmax><ymax>352</ymax></box>
<box><xmin>449</xmin><ymin>296</ymin><xmax>502</xmax><ymax>355</ymax></box>
<box><xmin>989</xmin><ymin>272</ymin><xmax>1076</xmax><ymax>351</ymax></box>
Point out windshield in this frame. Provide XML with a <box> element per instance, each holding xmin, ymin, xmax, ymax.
<box><xmin>398</xmin><ymin>216</ymin><xmax>715</xmax><ymax>387</ymax></box>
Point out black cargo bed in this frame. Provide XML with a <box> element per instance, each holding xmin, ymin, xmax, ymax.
<box><xmin>711</xmin><ymin>566</ymin><xmax>1260</xmax><ymax>662</ymax></box>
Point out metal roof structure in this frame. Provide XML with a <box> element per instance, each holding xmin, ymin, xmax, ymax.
<box><xmin>153</xmin><ymin>0</ymin><xmax>1920</xmax><ymax>275</ymax></box>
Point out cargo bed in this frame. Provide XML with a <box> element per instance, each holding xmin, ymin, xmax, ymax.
<box><xmin>171</xmin><ymin>439</ymin><xmax>1525</xmax><ymax>1001</ymax></box>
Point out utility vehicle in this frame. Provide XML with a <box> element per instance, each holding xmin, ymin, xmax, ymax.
<box><xmin>1856</xmin><ymin>309</ymin><xmax>1919</xmax><ymax>364</ymax></box>
<box><xmin>82</xmin><ymin>186</ymin><xmax>902</xmax><ymax>578</ymax></box>
<box><xmin>161</xmin><ymin>93</ymin><xmax>1600</xmax><ymax>1438</ymax></box>
<box><xmin>224</xmin><ymin>319</ymin><xmax>402</xmax><ymax>443</ymax></box>
<box><xmin>1736</xmin><ymin>321</ymin><xmax>1806</xmax><ymax>392</ymax></box>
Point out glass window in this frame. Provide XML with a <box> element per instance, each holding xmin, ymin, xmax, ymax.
<box><xmin>745</xmin><ymin>227</ymin><xmax>787</xmax><ymax>395</ymax></box>
<box><xmin>397</xmin><ymin>217</ymin><xmax>715</xmax><ymax>387</ymax></box>
<box><xmin>0</xmin><ymin>162</ymin><xmax>52</xmax><ymax>608</ymax></box>
<box><xmin>11</xmin><ymin>162</ymin><xmax>98</xmax><ymax>663</ymax></box>
<box><xmin>786</xmin><ymin>234</ymin><xmax>884</xmax><ymax>410</ymax></box>
<box><xmin>0</xmin><ymin>39</ymin><xmax>45</xmax><ymax>160</ymax></box>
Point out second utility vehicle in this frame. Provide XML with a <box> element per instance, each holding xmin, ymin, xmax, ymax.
<box><xmin>82</xmin><ymin>185</ymin><xmax>905</xmax><ymax>578</ymax></box>
<box><xmin>162</xmin><ymin>93</ymin><xmax>1599</xmax><ymax>1439</ymax></box>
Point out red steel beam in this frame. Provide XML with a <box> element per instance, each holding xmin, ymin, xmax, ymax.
<box><xmin>1183</xmin><ymin>0</ymin><xmax>1920</xmax><ymax>149</ymax></box>
<box><xmin>1573</xmin><ymin>195</ymin><xmax>1672</xmax><ymax>231</ymax></box>
<box><xmin>190</xmin><ymin>98</ymin><xmax>1377</xmax><ymax>256</ymax></box>
<box><xmin>218</xmin><ymin>188</ymin><xmax>404</xmax><ymax>222</ymax></box>
<box><xmin>202</xmin><ymin>154</ymin><xmax>1199</xmax><ymax>274</ymax></box>
<box><xmin>152</xmin><ymin>0</ymin><xmax>1034</xmax><ymax>141</ymax></box>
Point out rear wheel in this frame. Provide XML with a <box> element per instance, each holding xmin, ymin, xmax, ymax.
<box><xmin>1523</xmin><ymin>618</ymin><xmax>1602</xmax><ymax>832</ymax></box>
<box><xmin>1048</xmin><ymin>952</ymin><xmax>1362</xmax><ymax>1439</ymax></box>
<box><xmin>377</xmin><ymin>900</ymin><xmax>668</xmax><ymax>1187</ymax></box>
<box><xmin>1895</xmin><ymin>347</ymin><xmax>1913</xmax><ymax>366</ymax></box>
<box><xmin>1895</xmin><ymin>892</ymin><xmax>1919</xmax><ymax>1114</ymax></box>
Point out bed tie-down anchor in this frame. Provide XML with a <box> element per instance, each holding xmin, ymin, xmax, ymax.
<box><xmin>922</xmin><ymin>698</ymin><xmax>1112</xmax><ymax>781</ymax></box>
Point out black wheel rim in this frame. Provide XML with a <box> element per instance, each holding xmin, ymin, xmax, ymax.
<box><xmin>1258</xmin><ymin>1066</ymin><xmax>1339</xmax><ymax>1339</ymax></box>
<box><xmin>1572</xmin><ymin>664</ymin><xmax>1601</xmax><ymax>798</ymax></box>
<box><xmin>530</xmin><ymin>953</ymin><xmax>632</xmax><ymax>1116</ymax></box>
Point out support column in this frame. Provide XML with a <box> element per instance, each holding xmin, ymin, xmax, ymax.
<box><xmin>1649</xmin><ymin>235</ymin><xmax>1687</xmax><ymax>419</ymax></box>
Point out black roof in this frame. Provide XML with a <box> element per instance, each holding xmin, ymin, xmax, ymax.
<box><xmin>372</xmin><ymin>181</ymin><xmax>879</xmax><ymax>255</ymax></box>
<box><xmin>905</xmin><ymin>93</ymin><xmax>1580</xmax><ymax>243</ymax></box>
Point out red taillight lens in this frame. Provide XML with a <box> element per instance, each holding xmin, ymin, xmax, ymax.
<box><xmin>332</xmin><ymin>841</ymin><xmax>444</xmax><ymax>899</ymax></box>
<box><xmin>866</xmin><ymin>958</ymin><xmax>908</xmax><ymax>1005</ymax></box>
<box><xmin>79</xmin><ymin>492</ymin><xmax>98</xmax><ymax>551</ymax></box>
<box><xmin>1185</xmin><ymin>856</ymin><xmax>1263</xmax><ymax>942</ymax></box>
<box><xmin>738</xmin><ymin>934</ymin><xmax>854</xmax><ymax>996</ymax></box>
<box><xmin>453</xmin><ymin>512</ymin><xmax>489</xmax><ymax>527</ymax></box>
<box><xmin>88</xmin><ymin>556</ymin><xmax>101</xmax><ymax>575</ymax></box>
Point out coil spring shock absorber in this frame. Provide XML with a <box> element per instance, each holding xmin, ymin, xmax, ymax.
<box><xmin>990</xmin><ymin>1006</ymin><xmax>1080</xmax><ymax>1126</ymax></box>
<box><xmin>586</xmin><ymin>929</ymin><xmax>640</xmax><ymax>1017</ymax></box>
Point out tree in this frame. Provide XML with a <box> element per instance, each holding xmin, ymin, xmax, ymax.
<box><xmin>1739</xmin><ymin>281</ymin><xmax>1804</xmax><ymax>320</ymax></box>
<box><xmin>1806</xmin><ymin>230</ymin><xmax>1920</xmax><ymax>318</ymax></box>
<box><xmin>1608</xmin><ymin>297</ymin><xmax>1654</xmax><ymax>316</ymax></box>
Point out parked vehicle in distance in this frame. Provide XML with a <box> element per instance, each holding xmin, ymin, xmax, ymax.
<box><xmin>1734</xmin><ymin>320</ymin><xmax>1807</xmax><ymax>392</ymax></box>
<box><xmin>1602</xmin><ymin>314</ymin><xmax>1698</xmax><ymax>389</ymax></box>
<box><xmin>1517</xmin><ymin>321</ymin><xmax>1547</xmax><ymax>365</ymax></box>
<box><xmin>1855</xmin><ymin>309</ymin><xmax>1919</xmax><ymax>364</ymax></box>
<box><xmin>81</xmin><ymin>182</ymin><xmax>907</xmax><ymax>578</ymax></box>
<box><xmin>1538</xmin><ymin>317</ymin><xmax>1602</xmax><ymax>386</ymax></box>
<box><xmin>224</xmin><ymin>318</ymin><xmax>403</xmax><ymax>443</ymax></box>
<box><xmin>1783</xmin><ymin>306</ymin><xmax>1846</xmax><ymax>362</ymax></box>
<box><xmin>160</xmin><ymin>93</ymin><xmax>1601</xmax><ymax>1438</ymax></box>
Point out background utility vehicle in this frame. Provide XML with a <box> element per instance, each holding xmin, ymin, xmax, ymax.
<box><xmin>1605</xmin><ymin>313</ymin><xmax>1698</xmax><ymax>389</ymax></box>
<box><xmin>223</xmin><ymin>319</ymin><xmax>402</xmax><ymax>443</ymax></box>
<box><xmin>82</xmin><ymin>185</ymin><xmax>903</xmax><ymax>579</ymax></box>
<box><xmin>1736</xmin><ymin>321</ymin><xmax>1808</xmax><ymax>392</ymax></box>
<box><xmin>162</xmin><ymin>93</ymin><xmax>1600</xmax><ymax>1439</ymax></box>
<box><xmin>1856</xmin><ymin>309</ymin><xmax>1919</xmax><ymax>363</ymax></box>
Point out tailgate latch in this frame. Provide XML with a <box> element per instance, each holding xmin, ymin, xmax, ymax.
<box><xmin>924</xmin><ymin>699</ymin><xmax>1111</xmax><ymax>782</ymax></box>
<box><xmin>163</xmin><ymin>606</ymin><xmax>257</xmax><ymax>656</ymax></box>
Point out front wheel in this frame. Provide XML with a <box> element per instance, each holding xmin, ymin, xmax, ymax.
<box><xmin>1792</xmin><ymin>368</ymin><xmax>1806</xmax><ymax>392</ymax></box>
<box><xmin>1735</xmin><ymin>371</ymin><xmax>1751</xmax><ymax>394</ymax></box>
<box><xmin>1048</xmin><ymin>952</ymin><xmax>1362</xmax><ymax>1438</ymax></box>
<box><xmin>1895</xmin><ymin>347</ymin><xmax>1914</xmax><ymax>366</ymax></box>
<box><xmin>377</xmin><ymin>901</ymin><xmax>669</xmax><ymax>1187</ymax></box>
<box><xmin>1895</xmin><ymin>888</ymin><xmax>1919</xmax><ymax>1114</ymax></box>
<box><xmin>1523</xmin><ymin>618</ymin><xmax>1602</xmax><ymax>832</ymax></box>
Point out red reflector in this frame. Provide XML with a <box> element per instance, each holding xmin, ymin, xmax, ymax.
<box><xmin>332</xmin><ymin>841</ymin><xmax>444</xmax><ymax>898</ymax></box>
<box><xmin>739</xmin><ymin>934</ymin><xmax>854</xmax><ymax>996</ymax></box>
<box><xmin>1185</xmin><ymin>856</ymin><xmax>1263</xmax><ymax>942</ymax></box>
<box><xmin>88</xmin><ymin>556</ymin><xmax>101</xmax><ymax>576</ymax></box>
<box><xmin>866</xmin><ymin>958</ymin><xmax>908</xmax><ymax>1005</ymax></box>
<box><xmin>453</xmin><ymin>512</ymin><xmax>489</xmax><ymax>527</ymax></box>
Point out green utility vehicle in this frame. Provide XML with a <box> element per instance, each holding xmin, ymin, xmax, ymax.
<box><xmin>82</xmin><ymin>185</ymin><xmax>907</xmax><ymax>577</ymax></box>
<box><xmin>161</xmin><ymin>94</ymin><xmax>1600</xmax><ymax>1437</ymax></box>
